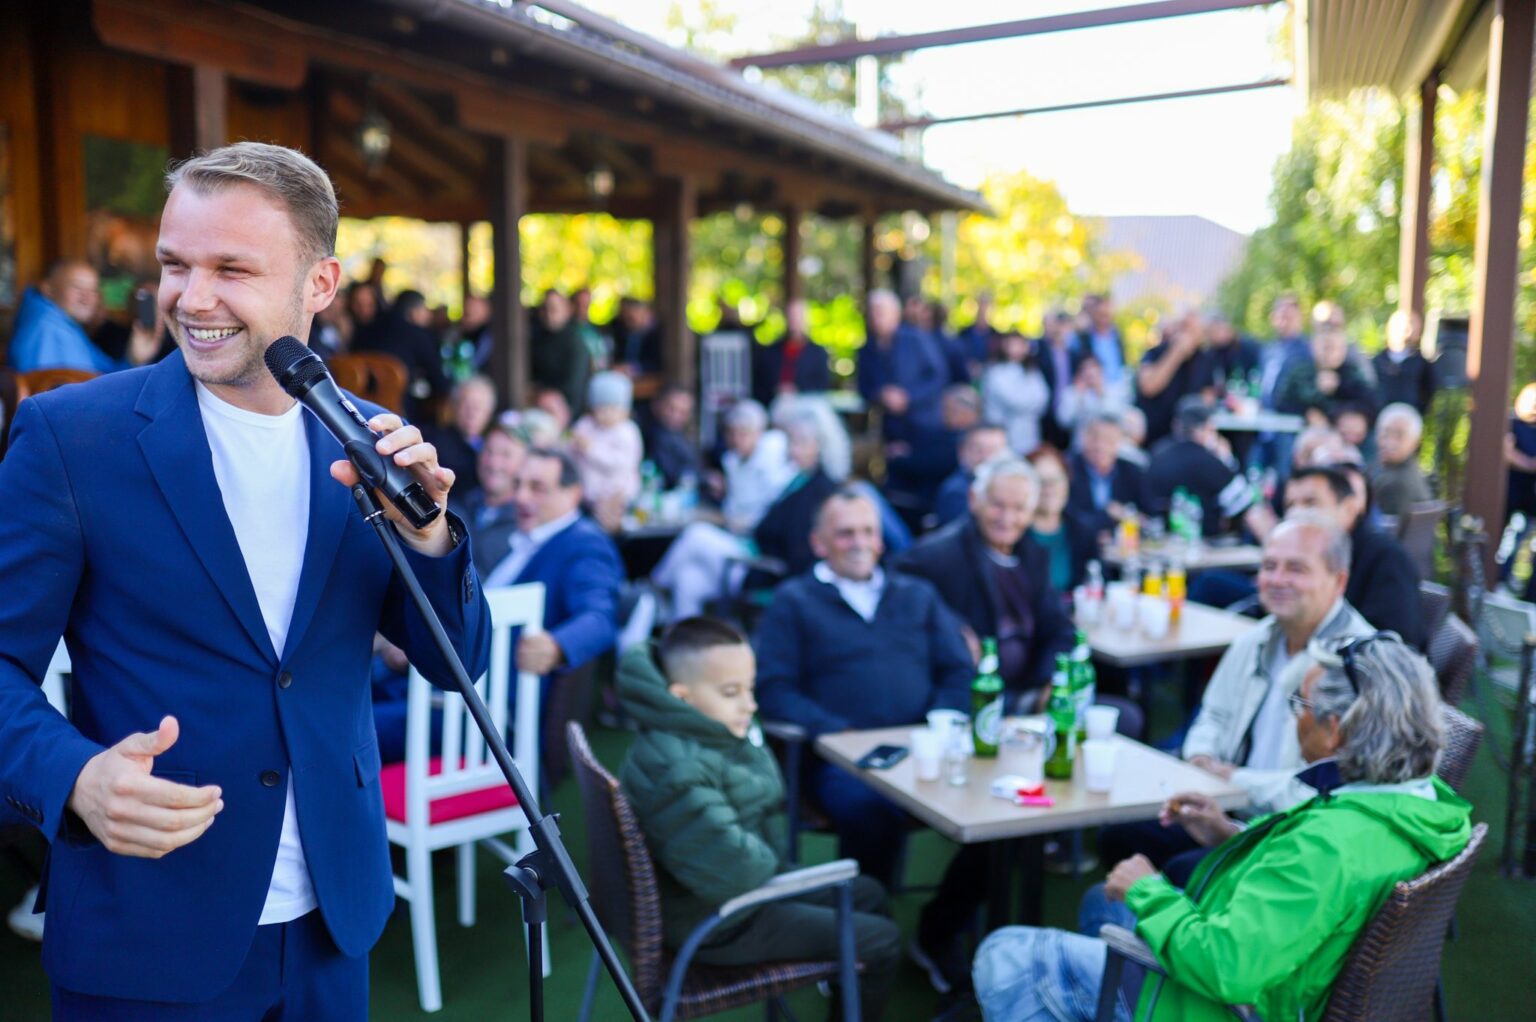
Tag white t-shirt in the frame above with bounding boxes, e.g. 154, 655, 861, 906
196, 382, 317, 926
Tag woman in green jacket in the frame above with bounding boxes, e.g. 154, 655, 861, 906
974, 632, 1472, 1022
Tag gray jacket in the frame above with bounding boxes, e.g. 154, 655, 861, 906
1183, 598, 1374, 812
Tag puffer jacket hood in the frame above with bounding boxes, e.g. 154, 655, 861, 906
615, 642, 745, 749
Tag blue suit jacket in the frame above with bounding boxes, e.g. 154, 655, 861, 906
856, 324, 949, 441
0, 351, 491, 1001
513, 515, 622, 672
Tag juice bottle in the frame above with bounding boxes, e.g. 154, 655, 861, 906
1165, 560, 1186, 623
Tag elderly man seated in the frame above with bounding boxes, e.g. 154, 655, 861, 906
975, 632, 1470, 1022
1100, 512, 1374, 872
754, 490, 972, 888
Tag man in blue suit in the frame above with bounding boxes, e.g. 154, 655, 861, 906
0, 142, 491, 1020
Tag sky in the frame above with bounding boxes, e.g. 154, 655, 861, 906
576, 0, 1300, 235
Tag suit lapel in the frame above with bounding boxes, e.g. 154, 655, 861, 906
281, 410, 351, 660
135, 354, 277, 665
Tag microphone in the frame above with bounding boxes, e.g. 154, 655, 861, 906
263, 336, 441, 530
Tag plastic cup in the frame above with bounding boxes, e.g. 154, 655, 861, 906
911, 727, 943, 782
927, 709, 967, 735
1082, 739, 1118, 793
1084, 704, 1120, 741
1108, 584, 1137, 630
1000, 719, 1051, 788
1140, 595, 1172, 640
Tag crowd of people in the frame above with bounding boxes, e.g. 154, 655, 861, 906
0, 142, 1486, 1022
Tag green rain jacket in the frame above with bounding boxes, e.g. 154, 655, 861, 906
1125, 777, 1472, 1022
615, 644, 787, 947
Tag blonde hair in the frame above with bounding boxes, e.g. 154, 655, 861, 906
166, 142, 338, 265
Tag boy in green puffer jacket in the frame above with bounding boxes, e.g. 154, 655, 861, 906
616, 617, 901, 1019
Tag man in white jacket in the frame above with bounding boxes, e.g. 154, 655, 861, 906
1101, 511, 1373, 869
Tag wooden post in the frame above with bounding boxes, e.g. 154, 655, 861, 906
652, 175, 697, 390
782, 204, 804, 312
1398, 73, 1436, 322
192, 65, 227, 151
860, 217, 877, 303
488, 136, 529, 407
459, 221, 473, 310
1465, 0, 1535, 570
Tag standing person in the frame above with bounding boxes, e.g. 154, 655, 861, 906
1036, 309, 1082, 451
1373, 309, 1436, 415
981, 332, 1052, 456
1274, 320, 1376, 428
1136, 311, 1216, 447
958, 291, 999, 380
530, 289, 590, 418
0, 142, 491, 1019
856, 289, 949, 446
1504, 383, 1536, 530
752, 298, 831, 407
1075, 293, 1128, 397
351, 288, 451, 421
1205, 314, 1261, 399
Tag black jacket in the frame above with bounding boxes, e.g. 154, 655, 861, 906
1348, 523, 1426, 650
1372, 351, 1436, 414
894, 519, 1075, 696
751, 335, 831, 406
753, 469, 839, 579
1144, 438, 1249, 536
1066, 452, 1146, 538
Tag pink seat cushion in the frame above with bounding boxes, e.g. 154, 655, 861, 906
380, 757, 519, 825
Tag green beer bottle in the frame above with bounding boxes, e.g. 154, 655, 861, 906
1070, 630, 1096, 742
1045, 654, 1076, 780
971, 637, 1004, 757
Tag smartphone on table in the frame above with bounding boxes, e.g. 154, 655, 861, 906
856, 744, 908, 770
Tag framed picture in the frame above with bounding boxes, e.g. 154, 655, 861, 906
83, 134, 168, 311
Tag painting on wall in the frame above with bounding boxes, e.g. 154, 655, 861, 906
0, 124, 15, 309
83, 134, 168, 311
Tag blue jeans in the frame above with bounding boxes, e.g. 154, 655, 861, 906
974, 926, 1139, 1022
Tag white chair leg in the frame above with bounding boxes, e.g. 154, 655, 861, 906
457, 842, 477, 928
406, 843, 444, 1013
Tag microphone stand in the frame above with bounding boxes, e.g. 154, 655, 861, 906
348, 480, 651, 1022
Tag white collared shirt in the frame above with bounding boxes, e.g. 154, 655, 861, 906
813, 562, 886, 623
484, 509, 580, 587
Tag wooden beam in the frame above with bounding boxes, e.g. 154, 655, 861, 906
489, 136, 530, 406
653, 176, 698, 390
1465, 0, 1535, 567
1398, 73, 1436, 322
782, 205, 804, 311
93, 0, 307, 89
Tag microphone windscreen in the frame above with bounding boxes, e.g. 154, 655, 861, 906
264, 337, 327, 394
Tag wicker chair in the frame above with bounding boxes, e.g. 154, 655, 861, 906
1418, 582, 1452, 640
329, 352, 410, 414
1436, 704, 1485, 794
1398, 500, 1448, 580
566, 722, 862, 1022
1427, 612, 1479, 706
1095, 824, 1488, 1022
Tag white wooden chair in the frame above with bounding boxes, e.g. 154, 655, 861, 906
381, 583, 548, 1012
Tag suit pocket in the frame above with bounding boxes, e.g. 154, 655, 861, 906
353, 736, 382, 788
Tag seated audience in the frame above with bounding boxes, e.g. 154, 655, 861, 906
884, 385, 983, 516
427, 375, 497, 497
934, 425, 1010, 528
1056, 354, 1127, 450
755, 491, 972, 888
1274, 318, 1374, 427
640, 384, 702, 491
352, 288, 450, 420
1117, 406, 1151, 468
754, 398, 853, 577
1374, 309, 1436, 414
615, 618, 900, 1019
1372, 403, 1433, 516
453, 421, 528, 576
1101, 513, 1374, 875
982, 331, 1052, 455
896, 458, 1076, 710
1136, 311, 1215, 446
482, 448, 622, 695
1285, 465, 1427, 650
752, 298, 831, 406
1144, 398, 1254, 536
532, 386, 573, 439
1027, 447, 1099, 595
612, 296, 664, 376
977, 632, 1469, 1022
9, 259, 153, 372
571, 371, 644, 527
1067, 413, 1147, 539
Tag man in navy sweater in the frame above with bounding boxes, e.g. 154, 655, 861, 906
754, 490, 972, 887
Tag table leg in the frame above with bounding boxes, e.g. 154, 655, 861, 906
986, 840, 1014, 932
1017, 835, 1044, 926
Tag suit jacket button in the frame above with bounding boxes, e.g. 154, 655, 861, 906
260, 770, 281, 788
278, 671, 293, 689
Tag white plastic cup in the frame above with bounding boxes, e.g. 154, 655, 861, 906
1000, 720, 1051, 788
1084, 704, 1121, 742
927, 708, 967, 735
1109, 584, 1138, 630
1140, 595, 1172, 640
1082, 739, 1118, 793
911, 727, 943, 782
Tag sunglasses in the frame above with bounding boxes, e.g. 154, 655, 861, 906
1293, 631, 1395, 717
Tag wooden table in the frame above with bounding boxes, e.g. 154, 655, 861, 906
817, 725, 1247, 924
1211, 410, 1304, 433
1076, 600, 1258, 668
1100, 540, 1263, 574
